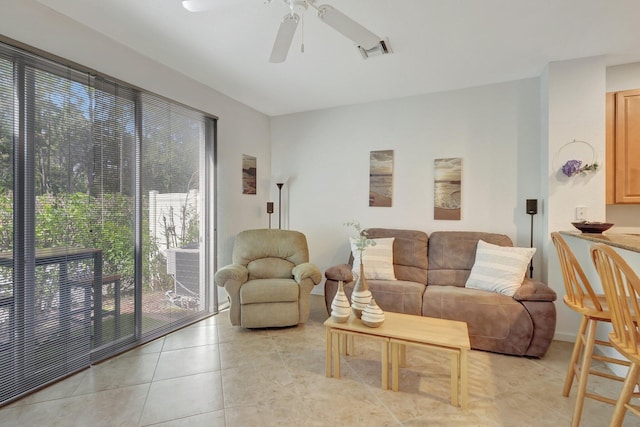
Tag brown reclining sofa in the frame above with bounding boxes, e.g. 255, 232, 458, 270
324, 228, 557, 357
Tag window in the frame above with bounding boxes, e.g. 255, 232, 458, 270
0, 40, 217, 406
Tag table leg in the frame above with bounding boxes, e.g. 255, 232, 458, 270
339, 334, 347, 355
347, 334, 354, 355
325, 326, 332, 378
333, 331, 341, 379
450, 351, 460, 407
460, 348, 469, 410
391, 342, 399, 391
381, 340, 389, 390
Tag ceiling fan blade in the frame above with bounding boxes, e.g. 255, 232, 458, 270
269, 13, 300, 63
316, 5, 380, 50
181, 0, 216, 12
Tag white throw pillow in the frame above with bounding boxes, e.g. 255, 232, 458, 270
465, 240, 535, 296
350, 237, 397, 281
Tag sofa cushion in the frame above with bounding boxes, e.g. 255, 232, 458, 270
240, 278, 299, 304
247, 258, 295, 280
343, 279, 425, 316
350, 237, 397, 280
427, 231, 513, 287
465, 240, 535, 296
363, 228, 428, 284
233, 228, 309, 267
423, 285, 534, 355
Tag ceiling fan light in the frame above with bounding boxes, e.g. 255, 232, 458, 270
358, 38, 391, 59
316, 4, 380, 50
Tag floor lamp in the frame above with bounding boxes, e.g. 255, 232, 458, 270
526, 199, 538, 278
276, 182, 284, 229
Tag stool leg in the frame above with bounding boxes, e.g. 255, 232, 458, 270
564, 315, 588, 397
609, 362, 640, 427
572, 317, 597, 427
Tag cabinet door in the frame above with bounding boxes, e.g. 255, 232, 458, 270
606, 92, 615, 204
615, 89, 640, 203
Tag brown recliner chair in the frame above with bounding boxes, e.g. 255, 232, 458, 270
215, 229, 322, 328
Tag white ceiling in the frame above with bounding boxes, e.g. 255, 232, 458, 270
36, 0, 640, 116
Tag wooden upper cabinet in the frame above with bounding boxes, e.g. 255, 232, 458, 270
607, 89, 640, 204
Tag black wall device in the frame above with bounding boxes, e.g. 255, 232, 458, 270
266, 202, 274, 214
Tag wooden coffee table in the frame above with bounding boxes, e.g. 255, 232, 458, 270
324, 312, 470, 409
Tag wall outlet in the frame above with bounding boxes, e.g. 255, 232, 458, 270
575, 206, 587, 221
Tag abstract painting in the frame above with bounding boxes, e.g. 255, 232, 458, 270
369, 150, 393, 207
242, 154, 256, 195
434, 157, 461, 220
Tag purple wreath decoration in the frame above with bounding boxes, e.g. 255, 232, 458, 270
561, 159, 598, 177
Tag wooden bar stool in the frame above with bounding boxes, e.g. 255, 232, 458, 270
551, 233, 628, 427
591, 243, 640, 427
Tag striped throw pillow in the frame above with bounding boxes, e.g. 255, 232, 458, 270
465, 239, 535, 296
350, 237, 397, 281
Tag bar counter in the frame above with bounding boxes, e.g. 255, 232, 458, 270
559, 231, 640, 254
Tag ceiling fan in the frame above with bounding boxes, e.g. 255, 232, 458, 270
181, 0, 384, 63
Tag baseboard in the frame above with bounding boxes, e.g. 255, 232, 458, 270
553, 331, 576, 343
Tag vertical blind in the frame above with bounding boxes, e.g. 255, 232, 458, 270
0, 40, 216, 406
0, 53, 15, 405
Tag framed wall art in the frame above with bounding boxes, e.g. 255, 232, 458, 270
369, 150, 393, 207
242, 154, 257, 195
434, 157, 461, 220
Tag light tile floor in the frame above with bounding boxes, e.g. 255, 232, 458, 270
2, 295, 638, 426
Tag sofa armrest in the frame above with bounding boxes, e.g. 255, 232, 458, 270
293, 262, 322, 285
513, 279, 557, 302
324, 264, 354, 282
214, 264, 248, 290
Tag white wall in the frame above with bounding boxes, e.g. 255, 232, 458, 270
605, 62, 640, 232
1, 1, 272, 270
271, 78, 542, 288
543, 56, 607, 341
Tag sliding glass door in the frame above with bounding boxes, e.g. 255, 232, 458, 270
0, 41, 216, 405
139, 95, 209, 337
